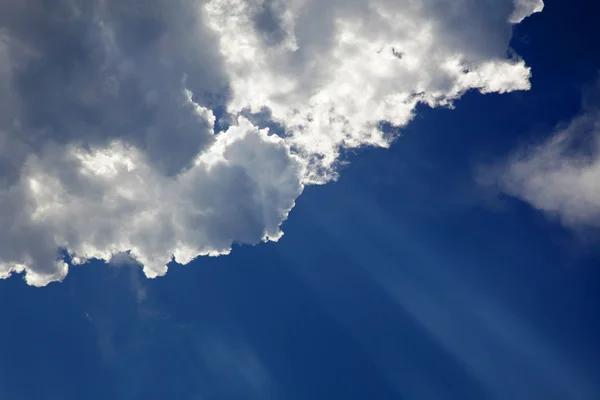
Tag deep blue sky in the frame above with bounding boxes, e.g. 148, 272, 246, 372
2, 1, 600, 399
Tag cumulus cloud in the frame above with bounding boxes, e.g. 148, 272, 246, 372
0, 0, 541, 285
485, 105, 600, 229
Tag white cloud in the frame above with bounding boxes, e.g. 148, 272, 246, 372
510, 0, 544, 24
486, 108, 600, 228
207, 0, 536, 182
0, 0, 542, 285
2, 114, 303, 286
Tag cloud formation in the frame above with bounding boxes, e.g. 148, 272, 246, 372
0, 0, 541, 285
488, 106, 600, 229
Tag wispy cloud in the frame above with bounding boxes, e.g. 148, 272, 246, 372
482, 80, 600, 229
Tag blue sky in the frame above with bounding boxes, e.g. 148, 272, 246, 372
1, 0, 600, 399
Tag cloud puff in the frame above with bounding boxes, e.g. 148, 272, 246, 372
2, 114, 303, 286
510, 0, 544, 23
0, 0, 541, 285
486, 107, 600, 229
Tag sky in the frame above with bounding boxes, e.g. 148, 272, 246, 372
1, 0, 600, 399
